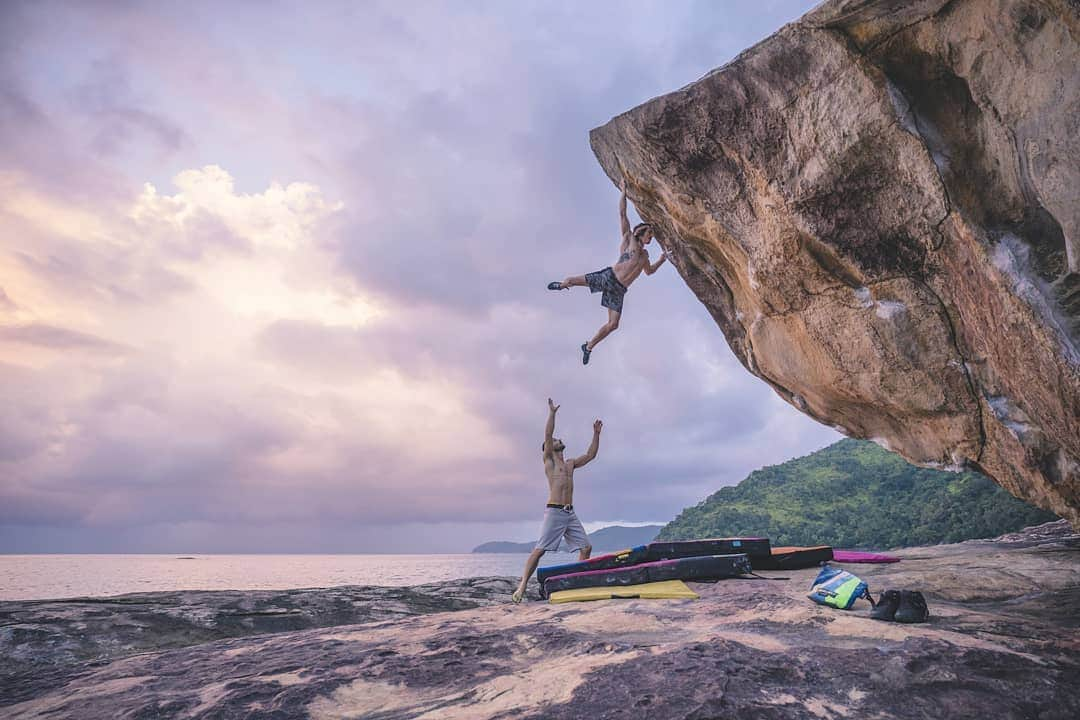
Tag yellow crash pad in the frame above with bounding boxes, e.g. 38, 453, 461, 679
548, 579, 700, 604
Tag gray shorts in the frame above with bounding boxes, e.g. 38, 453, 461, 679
585, 267, 626, 314
535, 506, 590, 552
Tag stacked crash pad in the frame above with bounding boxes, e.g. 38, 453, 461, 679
535, 538, 901, 602
543, 554, 754, 595
537, 538, 769, 600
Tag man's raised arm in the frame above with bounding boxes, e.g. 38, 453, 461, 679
543, 398, 559, 458
573, 419, 603, 468
618, 178, 631, 239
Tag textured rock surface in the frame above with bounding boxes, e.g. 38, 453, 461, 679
590, 0, 1080, 525
2, 522, 1078, 719
0, 577, 519, 707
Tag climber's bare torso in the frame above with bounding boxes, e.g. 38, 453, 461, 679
544, 454, 576, 506
613, 232, 650, 288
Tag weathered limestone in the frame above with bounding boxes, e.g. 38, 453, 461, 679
590, 0, 1080, 524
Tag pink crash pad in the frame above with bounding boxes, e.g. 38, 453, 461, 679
832, 549, 900, 563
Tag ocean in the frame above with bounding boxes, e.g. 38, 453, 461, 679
0, 552, 583, 601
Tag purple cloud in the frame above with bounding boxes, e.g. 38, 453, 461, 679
0, 323, 128, 353
71, 57, 190, 158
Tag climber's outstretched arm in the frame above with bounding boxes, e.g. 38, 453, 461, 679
644, 252, 668, 275
618, 178, 631, 241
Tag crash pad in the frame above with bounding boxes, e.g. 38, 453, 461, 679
752, 546, 834, 570
537, 538, 770, 593
832, 549, 900, 563
548, 579, 700, 604
543, 553, 751, 596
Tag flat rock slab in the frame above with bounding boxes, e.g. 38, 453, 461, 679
0, 577, 519, 706
3, 522, 1078, 719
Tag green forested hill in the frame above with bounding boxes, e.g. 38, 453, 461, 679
659, 439, 1058, 548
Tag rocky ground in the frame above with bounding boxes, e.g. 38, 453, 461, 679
2, 521, 1078, 719
0, 577, 515, 706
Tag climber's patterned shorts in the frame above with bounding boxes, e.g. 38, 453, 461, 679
585, 266, 627, 313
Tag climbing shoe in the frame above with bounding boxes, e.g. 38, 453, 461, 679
547, 281, 563, 290
894, 590, 930, 623
581, 342, 591, 365
870, 589, 901, 621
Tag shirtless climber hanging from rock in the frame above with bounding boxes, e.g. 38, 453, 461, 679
548, 178, 668, 364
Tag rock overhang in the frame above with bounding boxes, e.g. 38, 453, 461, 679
590, 0, 1080, 525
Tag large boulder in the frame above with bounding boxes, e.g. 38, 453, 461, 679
590, 0, 1080, 525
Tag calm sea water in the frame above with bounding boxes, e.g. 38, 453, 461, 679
0, 553, 582, 601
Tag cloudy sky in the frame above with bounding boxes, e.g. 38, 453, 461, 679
0, 0, 838, 553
